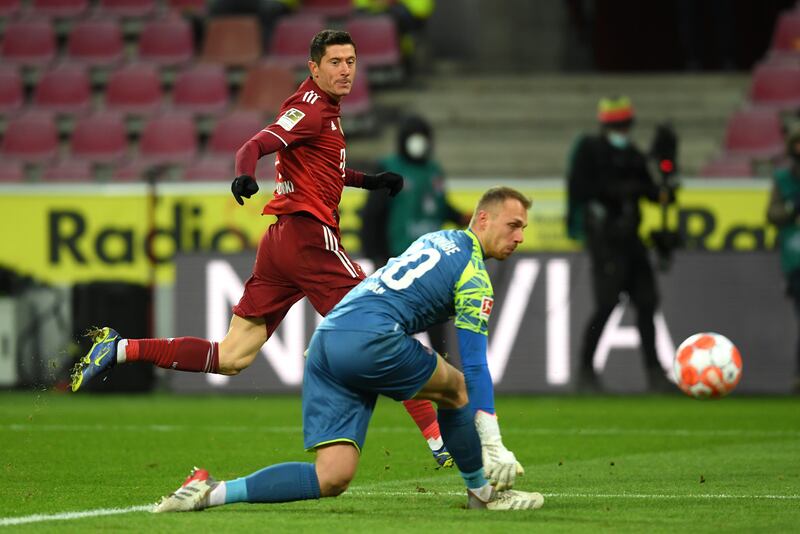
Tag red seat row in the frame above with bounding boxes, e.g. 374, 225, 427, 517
0, 12, 402, 71
0, 15, 194, 67
0, 62, 230, 116
0, 0, 206, 19
0, 110, 266, 166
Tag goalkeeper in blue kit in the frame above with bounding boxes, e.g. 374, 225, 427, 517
154, 186, 544, 511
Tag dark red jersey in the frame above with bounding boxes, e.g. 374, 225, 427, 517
237, 77, 364, 228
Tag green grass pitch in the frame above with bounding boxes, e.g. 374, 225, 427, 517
1, 391, 798, 532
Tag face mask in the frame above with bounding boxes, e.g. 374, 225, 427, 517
405, 133, 429, 160
607, 131, 629, 149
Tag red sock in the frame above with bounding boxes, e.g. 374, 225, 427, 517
402, 399, 441, 440
125, 338, 219, 373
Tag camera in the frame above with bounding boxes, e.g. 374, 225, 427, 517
648, 122, 682, 271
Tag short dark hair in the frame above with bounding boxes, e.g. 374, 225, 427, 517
309, 29, 356, 64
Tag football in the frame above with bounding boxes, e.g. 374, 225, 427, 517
673, 332, 742, 398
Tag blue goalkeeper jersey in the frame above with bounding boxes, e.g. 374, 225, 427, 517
319, 229, 493, 337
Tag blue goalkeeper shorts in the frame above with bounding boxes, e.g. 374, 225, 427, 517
302, 327, 439, 452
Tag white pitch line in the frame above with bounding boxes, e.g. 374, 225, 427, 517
3, 491, 799, 526
0, 505, 152, 527
3, 424, 799, 438
346, 491, 800, 500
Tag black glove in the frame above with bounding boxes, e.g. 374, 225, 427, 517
363, 172, 404, 197
231, 175, 259, 205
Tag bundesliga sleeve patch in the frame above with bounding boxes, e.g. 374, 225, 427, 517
479, 296, 494, 320
276, 108, 305, 131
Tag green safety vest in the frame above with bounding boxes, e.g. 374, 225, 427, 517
380, 154, 450, 257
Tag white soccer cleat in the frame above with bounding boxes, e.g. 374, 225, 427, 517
153, 467, 217, 513
467, 488, 545, 510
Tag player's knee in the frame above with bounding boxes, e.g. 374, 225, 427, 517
316, 464, 355, 497
318, 473, 353, 497
315, 443, 358, 497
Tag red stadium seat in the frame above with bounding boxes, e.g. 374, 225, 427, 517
1, 112, 59, 162
698, 155, 754, 178
31, 0, 88, 18
207, 111, 264, 157
111, 160, 147, 182
770, 10, 800, 57
723, 108, 785, 158
166, 0, 206, 14
66, 18, 124, 67
268, 15, 325, 68
0, 160, 25, 182
0, 19, 56, 67
0, 0, 21, 17
237, 62, 296, 113
139, 113, 197, 164
138, 17, 194, 67
71, 113, 128, 163
33, 64, 92, 115
298, 0, 353, 18
105, 63, 163, 115
201, 16, 262, 67
0, 65, 24, 117
345, 15, 401, 69
97, 0, 156, 18
749, 62, 800, 109
41, 159, 93, 182
184, 156, 234, 181
172, 64, 229, 116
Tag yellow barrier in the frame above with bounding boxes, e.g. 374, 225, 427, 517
0, 180, 776, 284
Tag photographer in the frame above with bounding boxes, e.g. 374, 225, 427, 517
567, 96, 675, 392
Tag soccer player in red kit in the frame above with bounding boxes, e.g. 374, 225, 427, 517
71, 29, 452, 467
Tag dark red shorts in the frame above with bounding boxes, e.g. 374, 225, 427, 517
232, 213, 366, 336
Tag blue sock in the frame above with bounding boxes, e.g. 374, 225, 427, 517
437, 406, 487, 488
224, 462, 321, 504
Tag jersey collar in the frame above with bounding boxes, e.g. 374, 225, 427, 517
465, 228, 485, 261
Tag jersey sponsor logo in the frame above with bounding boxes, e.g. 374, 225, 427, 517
276, 108, 305, 131
302, 90, 320, 104
480, 296, 494, 319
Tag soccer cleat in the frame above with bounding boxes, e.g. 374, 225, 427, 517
70, 327, 120, 392
432, 445, 454, 468
467, 488, 545, 510
153, 467, 218, 513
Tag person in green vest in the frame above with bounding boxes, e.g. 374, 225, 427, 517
766, 128, 800, 392
359, 114, 469, 351
361, 114, 468, 265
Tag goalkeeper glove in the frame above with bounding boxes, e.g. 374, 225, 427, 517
231, 175, 259, 205
362, 172, 404, 197
475, 410, 525, 491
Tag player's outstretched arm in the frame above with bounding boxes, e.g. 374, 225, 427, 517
456, 327, 525, 491
230, 130, 286, 205
343, 169, 403, 197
